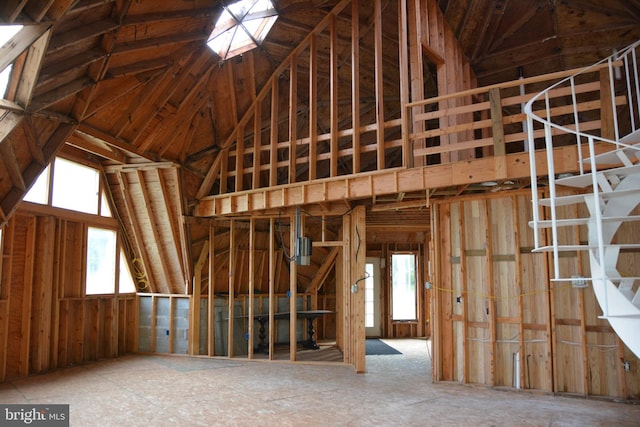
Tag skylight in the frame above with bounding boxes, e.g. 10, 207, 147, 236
207, 0, 278, 60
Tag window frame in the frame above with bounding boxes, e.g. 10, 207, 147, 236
19, 155, 137, 296
390, 251, 418, 321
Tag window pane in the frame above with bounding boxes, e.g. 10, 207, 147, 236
119, 250, 136, 293
391, 254, 417, 320
365, 263, 374, 327
100, 191, 112, 217
23, 165, 50, 204
52, 158, 99, 214
0, 25, 22, 98
86, 227, 116, 294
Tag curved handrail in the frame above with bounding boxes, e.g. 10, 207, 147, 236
524, 39, 640, 147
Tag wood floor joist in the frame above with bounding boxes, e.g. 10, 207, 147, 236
194, 143, 610, 217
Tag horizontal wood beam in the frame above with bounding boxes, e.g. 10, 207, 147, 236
194, 143, 612, 217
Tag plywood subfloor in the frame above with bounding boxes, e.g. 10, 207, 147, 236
1, 339, 638, 426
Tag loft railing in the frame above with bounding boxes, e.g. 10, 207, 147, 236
405, 63, 626, 168
524, 40, 640, 276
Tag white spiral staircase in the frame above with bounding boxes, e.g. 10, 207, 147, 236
525, 40, 640, 359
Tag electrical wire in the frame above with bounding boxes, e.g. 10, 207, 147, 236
425, 282, 578, 301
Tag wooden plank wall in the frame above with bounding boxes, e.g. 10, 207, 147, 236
431, 190, 640, 399
421, 0, 477, 163
0, 211, 137, 381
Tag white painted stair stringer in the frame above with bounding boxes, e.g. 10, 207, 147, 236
524, 39, 640, 358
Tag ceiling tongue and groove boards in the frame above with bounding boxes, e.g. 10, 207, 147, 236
104, 162, 191, 295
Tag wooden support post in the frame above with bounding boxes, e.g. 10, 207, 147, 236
352, 206, 366, 372
485, 200, 497, 387
269, 218, 275, 359
489, 88, 506, 157
459, 203, 469, 384
408, 0, 425, 167
18, 216, 36, 376
330, 14, 339, 177
341, 213, 351, 363
208, 227, 215, 356
228, 220, 235, 357
248, 218, 255, 359
253, 102, 261, 190
542, 191, 558, 393
308, 38, 317, 180
235, 126, 244, 192
270, 80, 279, 187
574, 203, 589, 396
600, 67, 615, 141
290, 55, 299, 182
398, 0, 410, 168
150, 295, 157, 353
168, 297, 175, 354
513, 196, 526, 389
289, 214, 297, 361
190, 240, 208, 355
374, 0, 385, 170
351, 0, 360, 174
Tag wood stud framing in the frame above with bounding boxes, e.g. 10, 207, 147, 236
432, 190, 640, 398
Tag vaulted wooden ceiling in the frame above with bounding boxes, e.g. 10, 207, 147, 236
439, 0, 640, 85
1, 0, 639, 293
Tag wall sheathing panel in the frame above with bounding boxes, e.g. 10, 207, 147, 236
432, 190, 640, 400
0, 212, 137, 381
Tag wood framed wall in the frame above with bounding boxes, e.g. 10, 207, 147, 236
431, 189, 640, 399
0, 209, 137, 381
188, 207, 365, 372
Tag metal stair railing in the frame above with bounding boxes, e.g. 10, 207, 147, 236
524, 39, 640, 272
524, 40, 640, 358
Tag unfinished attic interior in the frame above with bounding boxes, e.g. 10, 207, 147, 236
0, 0, 640, 407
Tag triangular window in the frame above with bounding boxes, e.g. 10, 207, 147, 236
0, 25, 23, 99
207, 0, 278, 60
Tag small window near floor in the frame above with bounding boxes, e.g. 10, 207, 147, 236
391, 253, 417, 320
86, 227, 117, 295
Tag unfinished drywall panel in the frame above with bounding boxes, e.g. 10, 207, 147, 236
155, 297, 170, 353
432, 190, 640, 400
137, 295, 192, 355
138, 295, 152, 352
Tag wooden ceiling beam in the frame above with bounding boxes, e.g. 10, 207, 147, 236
565, 0, 639, 21
111, 31, 208, 56
36, 48, 105, 88
470, 0, 507, 62
65, 131, 128, 163
486, 0, 547, 54
1, 0, 28, 23
23, 0, 55, 23
122, 7, 218, 26
0, 110, 23, 145
0, 24, 51, 75
76, 123, 150, 160
48, 19, 119, 54
0, 137, 26, 192
22, 115, 45, 165
30, 76, 95, 111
